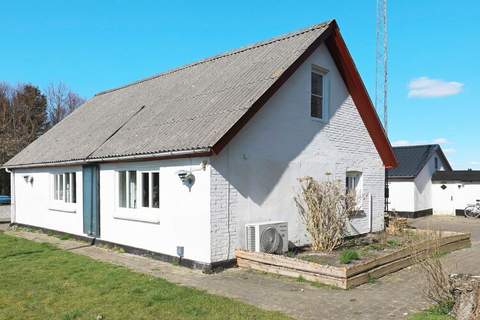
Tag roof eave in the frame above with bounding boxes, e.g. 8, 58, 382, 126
325, 22, 397, 168
2, 148, 213, 169
211, 20, 398, 169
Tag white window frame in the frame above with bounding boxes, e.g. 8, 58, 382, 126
346, 171, 363, 211
117, 170, 137, 209
114, 168, 160, 224
50, 171, 77, 213
139, 170, 160, 209
310, 66, 330, 122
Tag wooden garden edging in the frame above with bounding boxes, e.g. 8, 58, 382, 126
236, 229, 471, 289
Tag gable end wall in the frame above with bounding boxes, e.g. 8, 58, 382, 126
210, 43, 385, 262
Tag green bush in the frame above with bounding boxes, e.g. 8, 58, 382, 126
339, 249, 360, 264
386, 239, 399, 247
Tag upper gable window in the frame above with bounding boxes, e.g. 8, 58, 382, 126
311, 67, 329, 120
434, 157, 439, 170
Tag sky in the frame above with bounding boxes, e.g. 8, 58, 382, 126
1, 0, 479, 169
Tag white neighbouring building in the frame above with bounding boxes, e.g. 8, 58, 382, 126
431, 170, 480, 216
387, 144, 452, 218
3, 20, 396, 270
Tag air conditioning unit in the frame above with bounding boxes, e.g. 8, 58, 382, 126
245, 221, 288, 254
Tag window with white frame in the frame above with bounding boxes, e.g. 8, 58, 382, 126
311, 67, 329, 120
118, 170, 137, 208
346, 171, 363, 210
53, 172, 76, 203
141, 171, 160, 208
118, 170, 160, 209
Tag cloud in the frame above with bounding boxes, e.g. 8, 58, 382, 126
391, 138, 449, 147
443, 148, 456, 154
432, 138, 448, 145
408, 77, 463, 98
470, 161, 480, 165
391, 140, 411, 147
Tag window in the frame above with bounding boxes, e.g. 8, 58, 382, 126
311, 68, 329, 120
118, 170, 159, 209
129, 171, 136, 208
346, 171, 363, 212
434, 157, 439, 170
53, 172, 76, 203
346, 171, 362, 195
118, 170, 137, 208
141, 171, 160, 209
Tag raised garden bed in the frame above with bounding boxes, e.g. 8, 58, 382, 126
236, 229, 471, 289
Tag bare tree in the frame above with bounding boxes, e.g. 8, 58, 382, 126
47, 82, 85, 126
0, 83, 48, 194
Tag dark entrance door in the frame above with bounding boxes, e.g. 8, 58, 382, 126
83, 165, 100, 237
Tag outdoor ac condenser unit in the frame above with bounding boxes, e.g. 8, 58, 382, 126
245, 221, 288, 254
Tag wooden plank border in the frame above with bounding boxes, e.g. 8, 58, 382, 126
235, 229, 471, 289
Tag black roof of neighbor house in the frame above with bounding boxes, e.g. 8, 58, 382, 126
432, 170, 480, 182
388, 144, 452, 179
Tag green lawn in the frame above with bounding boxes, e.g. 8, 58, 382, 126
0, 233, 290, 320
408, 306, 454, 320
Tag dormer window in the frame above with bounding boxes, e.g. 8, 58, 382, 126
311, 67, 329, 120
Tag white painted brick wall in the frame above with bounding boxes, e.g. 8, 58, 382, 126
210, 165, 238, 262
323, 97, 385, 234
209, 43, 386, 262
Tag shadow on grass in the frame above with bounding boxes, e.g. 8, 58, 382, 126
0, 248, 54, 259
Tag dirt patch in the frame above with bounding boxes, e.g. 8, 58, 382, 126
293, 230, 424, 267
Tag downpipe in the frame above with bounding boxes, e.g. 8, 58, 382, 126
4, 167, 15, 224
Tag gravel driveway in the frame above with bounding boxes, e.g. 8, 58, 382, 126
0, 205, 10, 222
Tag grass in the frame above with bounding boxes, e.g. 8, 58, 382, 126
339, 249, 360, 264
0, 233, 291, 320
408, 303, 454, 320
386, 239, 399, 248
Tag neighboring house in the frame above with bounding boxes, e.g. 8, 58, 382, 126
387, 144, 452, 218
432, 170, 480, 216
3, 20, 396, 269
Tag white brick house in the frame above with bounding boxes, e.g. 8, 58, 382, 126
4, 20, 396, 269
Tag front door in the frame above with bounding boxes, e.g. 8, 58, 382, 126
83, 165, 100, 237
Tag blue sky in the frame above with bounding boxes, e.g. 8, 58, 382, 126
2, 0, 479, 168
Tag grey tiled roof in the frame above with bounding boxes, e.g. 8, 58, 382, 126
5, 21, 331, 167
388, 144, 452, 178
432, 170, 480, 182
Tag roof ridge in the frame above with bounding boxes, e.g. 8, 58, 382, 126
95, 20, 332, 96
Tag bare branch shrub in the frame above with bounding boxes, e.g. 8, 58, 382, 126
414, 231, 454, 308
294, 176, 357, 252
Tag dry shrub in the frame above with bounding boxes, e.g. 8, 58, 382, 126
414, 231, 454, 308
294, 176, 357, 252
386, 211, 408, 235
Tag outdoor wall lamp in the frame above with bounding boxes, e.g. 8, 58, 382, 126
23, 175, 33, 184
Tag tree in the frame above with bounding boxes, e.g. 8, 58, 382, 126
47, 82, 85, 127
0, 81, 84, 195
0, 83, 48, 194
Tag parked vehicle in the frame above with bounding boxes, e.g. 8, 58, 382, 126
0, 195, 11, 205
464, 200, 480, 218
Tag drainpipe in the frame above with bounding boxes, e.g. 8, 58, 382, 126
4, 168, 15, 224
